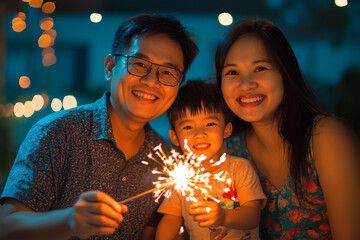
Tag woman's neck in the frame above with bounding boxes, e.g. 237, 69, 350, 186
250, 121, 285, 153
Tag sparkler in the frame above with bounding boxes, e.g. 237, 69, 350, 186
119, 140, 228, 204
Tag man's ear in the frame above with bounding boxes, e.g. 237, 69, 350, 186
223, 122, 233, 139
169, 129, 180, 146
104, 54, 115, 82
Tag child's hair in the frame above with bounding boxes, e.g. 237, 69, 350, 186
167, 80, 232, 129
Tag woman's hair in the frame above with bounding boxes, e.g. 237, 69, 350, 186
215, 19, 328, 198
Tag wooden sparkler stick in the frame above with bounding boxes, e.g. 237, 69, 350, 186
118, 182, 173, 204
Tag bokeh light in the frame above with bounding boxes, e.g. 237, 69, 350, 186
24, 101, 35, 118
0, 103, 14, 118
14, 102, 25, 117
42, 47, 55, 56
42, 93, 50, 107
42, 52, 56, 66
42, 2, 56, 14
51, 98, 62, 112
12, 20, 26, 32
29, 0, 44, 8
335, 0, 348, 7
17, 12, 26, 20
218, 12, 233, 26
19, 76, 31, 88
40, 17, 54, 30
32, 94, 45, 111
63, 95, 77, 110
90, 13, 102, 23
38, 34, 52, 48
12, 17, 23, 25
43, 29, 57, 39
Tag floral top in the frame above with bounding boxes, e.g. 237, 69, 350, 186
226, 116, 332, 240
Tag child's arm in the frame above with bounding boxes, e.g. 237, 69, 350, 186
189, 199, 262, 230
155, 214, 183, 240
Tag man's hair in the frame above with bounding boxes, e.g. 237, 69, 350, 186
167, 80, 232, 129
111, 13, 198, 73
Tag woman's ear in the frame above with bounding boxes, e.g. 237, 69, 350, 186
223, 122, 233, 139
169, 129, 180, 146
104, 54, 115, 82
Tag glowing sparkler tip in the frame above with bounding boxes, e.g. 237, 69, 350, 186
120, 144, 229, 205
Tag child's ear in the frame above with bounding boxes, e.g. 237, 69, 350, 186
169, 129, 180, 146
223, 122, 233, 139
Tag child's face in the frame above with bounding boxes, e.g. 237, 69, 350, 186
169, 109, 232, 161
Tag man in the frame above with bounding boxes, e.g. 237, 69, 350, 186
0, 14, 198, 240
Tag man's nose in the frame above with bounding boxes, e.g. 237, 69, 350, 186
140, 66, 161, 87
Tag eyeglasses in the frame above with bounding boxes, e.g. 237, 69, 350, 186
113, 54, 184, 87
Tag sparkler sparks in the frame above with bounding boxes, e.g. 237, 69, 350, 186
119, 140, 229, 204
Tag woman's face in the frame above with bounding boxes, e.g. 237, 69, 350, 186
221, 34, 284, 125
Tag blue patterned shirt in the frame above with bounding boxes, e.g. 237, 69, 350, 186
1, 92, 173, 239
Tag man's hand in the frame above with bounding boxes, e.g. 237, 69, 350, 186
69, 191, 128, 239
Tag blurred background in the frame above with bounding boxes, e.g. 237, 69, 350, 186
1, 0, 360, 192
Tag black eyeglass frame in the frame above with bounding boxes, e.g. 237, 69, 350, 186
113, 54, 185, 87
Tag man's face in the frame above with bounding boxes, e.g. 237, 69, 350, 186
105, 33, 184, 124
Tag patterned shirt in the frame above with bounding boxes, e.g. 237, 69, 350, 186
1, 92, 172, 240
225, 116, 331, 240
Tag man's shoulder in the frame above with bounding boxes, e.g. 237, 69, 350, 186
26, 96, 108, 142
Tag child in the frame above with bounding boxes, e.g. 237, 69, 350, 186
156, 80, 267, 240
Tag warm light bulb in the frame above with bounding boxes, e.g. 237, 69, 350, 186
32, 94, 44, 111
19, 76, 31, 88
14, 102, 25, 117
63, 95, 77, 110
335, 0, 348, 7
90, 13, 102, 23
24, 101, 34, 118
42, 2, 56, 13
218, 12, 233, 26
51, 98, 62, 112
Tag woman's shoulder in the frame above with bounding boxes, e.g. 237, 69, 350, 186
313, 116, 357, 141
312, 116, 360, 168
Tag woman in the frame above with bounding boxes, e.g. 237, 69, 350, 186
216, 19, 360, 239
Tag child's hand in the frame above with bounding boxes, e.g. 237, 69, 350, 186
189, 200, 225, 228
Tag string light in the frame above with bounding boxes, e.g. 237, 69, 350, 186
335, 0, 348, 7
218, 12, 233, 26
90, 13, 102, 23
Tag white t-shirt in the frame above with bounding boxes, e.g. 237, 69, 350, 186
158, 155, 267, 240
